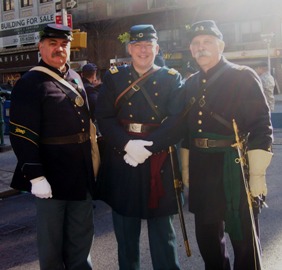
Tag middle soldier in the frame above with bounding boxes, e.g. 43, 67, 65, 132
95, 24, 184, 269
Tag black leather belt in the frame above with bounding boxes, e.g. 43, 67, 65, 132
40, 132, 90, 145
193, 138, 233, 148
123, 123, 158, 134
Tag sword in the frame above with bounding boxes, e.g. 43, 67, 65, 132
169, 145, 191, 257
232, 119, 264, 270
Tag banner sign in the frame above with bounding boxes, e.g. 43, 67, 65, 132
0, 14, 55, 47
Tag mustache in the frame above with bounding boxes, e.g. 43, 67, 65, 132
52, 51, 67, 58
194, 50, 212, 58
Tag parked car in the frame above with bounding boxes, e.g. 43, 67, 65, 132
0, 86, 12, 102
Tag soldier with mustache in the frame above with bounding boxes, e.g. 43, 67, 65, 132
9, 24, 95, 269
181, 20, 273, 269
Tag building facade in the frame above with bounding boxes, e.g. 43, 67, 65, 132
1, 0, 282, 92
0, 0, 57, 86
70, 0, 282, 91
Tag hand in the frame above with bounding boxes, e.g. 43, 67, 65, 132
124, 140, 153, 164
249, 175, 267, 197
180, 148, 189, 188
247, 149, 273, 197
123, 153, 138, 167
30, 177, 53, 199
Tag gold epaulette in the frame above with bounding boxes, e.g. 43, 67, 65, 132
109, 66, 119, 74
168, 68, 178, 75
234, 64, 248, 71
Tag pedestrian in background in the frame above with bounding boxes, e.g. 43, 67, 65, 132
95, 24, 184, 269
82, 63, 100, 120
9, 24, 95, 269
254, 61, 276, 111
181, 20, 273, 269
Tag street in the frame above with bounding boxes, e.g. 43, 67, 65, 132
1, 130, 282, 269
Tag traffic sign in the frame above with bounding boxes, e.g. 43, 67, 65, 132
55, 0, 78, 12
55, 14, 73, 28
66, 0, 77, 9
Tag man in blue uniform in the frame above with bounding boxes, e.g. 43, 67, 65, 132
181, 20, 273, 269
95, 24, 184, 269
9, 24, 95, 269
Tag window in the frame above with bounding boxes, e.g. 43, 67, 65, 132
3, 0, 15, 11
220, 23, 236, 46
21, 0, 33, 7
241, 21, 261, 43
158, 29, 180, 42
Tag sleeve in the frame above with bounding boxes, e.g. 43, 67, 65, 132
9, 75, 45, 180
239, 68, 273, 151
95, 71, 131, 151
145, 70, 187, 152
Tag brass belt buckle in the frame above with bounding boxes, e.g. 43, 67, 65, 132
195, 138, 209, 148
78, 133, 84, 143
129, 123, 142, 133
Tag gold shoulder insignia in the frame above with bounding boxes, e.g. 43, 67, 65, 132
234, 65, 247, 71
109, 66, 119, 74
168, 68, 177, 75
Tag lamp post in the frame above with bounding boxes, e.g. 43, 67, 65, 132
261, 32, 275, 72
61, 0, 68, 26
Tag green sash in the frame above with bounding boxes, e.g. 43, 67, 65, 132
191, 132, 243, 240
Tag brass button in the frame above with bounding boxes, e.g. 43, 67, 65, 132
198, 111, 203, 116
198, 120, 202, 124
198, 129, 202, 132
129, 114, 133, 118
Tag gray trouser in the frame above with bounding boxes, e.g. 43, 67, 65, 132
35, 194, 94, 270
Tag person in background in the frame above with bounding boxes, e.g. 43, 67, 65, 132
181, 20, 273, 270
9, 24, 95, 269
82, 63, 100, 120
254, 61, 276, 111
154, 49, 166, 67
95, 24, 184, 270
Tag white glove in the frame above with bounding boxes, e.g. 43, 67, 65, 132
124, 140, 153, 164
247, 149, 273, 197
180, 148, 189, 187
30, 176, 53, 199
124, 153, 138, 167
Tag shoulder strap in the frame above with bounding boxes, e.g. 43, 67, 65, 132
30, 66, 87, 108
114, 67, 160, 108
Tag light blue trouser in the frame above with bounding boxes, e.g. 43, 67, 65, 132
35, 194, 94, 270
112, 211, 180, 270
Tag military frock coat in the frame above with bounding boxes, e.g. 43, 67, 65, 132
182, 57, 273, 221
95, 65, 185, 218
9, 60, 95, 200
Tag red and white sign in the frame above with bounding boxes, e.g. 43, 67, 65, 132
55, 14, 72, 28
